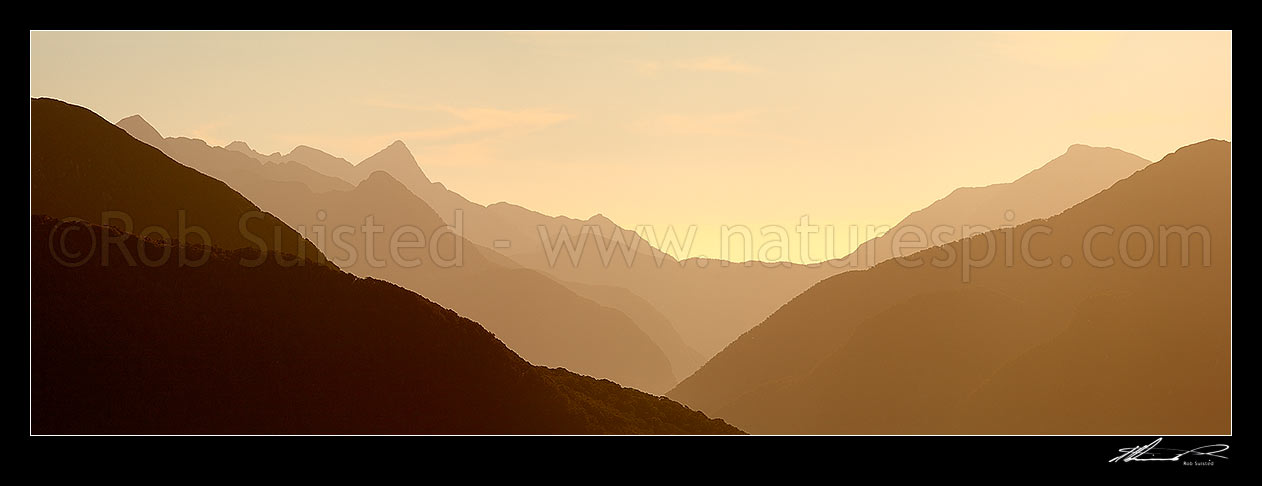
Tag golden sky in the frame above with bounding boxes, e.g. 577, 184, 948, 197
30, 31, 1231, 263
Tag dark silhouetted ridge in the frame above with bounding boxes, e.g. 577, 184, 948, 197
30, 215, 741, 435
32, 98, 333, 269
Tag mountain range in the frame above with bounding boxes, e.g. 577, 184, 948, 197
668, 140, 1230, 434
118, 110, 1166, 385
33, 99, 331, 269
115, 109, 679, 394
210, 128, 839, 368
30, 97, 1230, 435
31, 97, 743, 433
827, 144, 1152, 268
31, 215, 740, 434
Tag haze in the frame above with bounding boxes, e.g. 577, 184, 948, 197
29, 30, 1231, 262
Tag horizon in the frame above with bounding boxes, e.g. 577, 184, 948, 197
60, 107, 1237, 266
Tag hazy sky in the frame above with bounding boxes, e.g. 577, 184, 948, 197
30, 31, 1231, 263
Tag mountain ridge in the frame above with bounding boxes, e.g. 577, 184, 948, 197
31, 215, 741, 434
32, 97, 334, 269
668, 139, 1230, 434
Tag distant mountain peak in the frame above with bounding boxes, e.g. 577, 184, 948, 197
380, 140, 415, 161
115, 114, 163, 147
287, 144, 339, 160
358, 140, 430, 185
224, 141, 253, 152
365, 140, 414, 161
1011, 144, 1151, 185
116, 114, 153, 129
1063, 143, 1129, 156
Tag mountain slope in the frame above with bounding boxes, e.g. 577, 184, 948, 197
144, 127, 681, 393
228, 136, 837, 367
204, 168, 678, 394
226, 140, 361, 184
116, 114, 163, 146
233, 139, 517, 242
562, 280, 706, 379
31, 98, 330, 268
354, 143, 1150, 365
31, 215, 740, 434
118, 117, 354, 194
669, 140, 1230, 434
829, 144, 1151, 269
217, 130, 1152, 378
482, 201, 839, 362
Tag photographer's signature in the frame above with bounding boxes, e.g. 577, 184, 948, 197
1110, 438, 1229, 464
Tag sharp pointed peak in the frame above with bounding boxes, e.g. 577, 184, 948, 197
378, 140, 415, 159
363, 140, 416, 161
116, 113, 151, 126
115, 114, 163, 146
358, 139, 429, 184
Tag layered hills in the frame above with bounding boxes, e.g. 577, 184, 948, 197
113, 111, 677, 394
669, 140, 1230, 434
32, 98, 331, 268
31, 215, 740, 434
